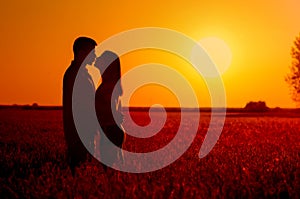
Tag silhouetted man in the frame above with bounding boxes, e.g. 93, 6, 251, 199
63, 37, 97, 175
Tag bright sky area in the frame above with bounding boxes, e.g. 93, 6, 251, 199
0, 0, 300, 107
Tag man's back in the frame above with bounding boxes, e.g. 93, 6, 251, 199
63, 62, 98, 173
63, 62, 87, 173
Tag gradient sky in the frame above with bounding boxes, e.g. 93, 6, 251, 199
1, 0, 300, 107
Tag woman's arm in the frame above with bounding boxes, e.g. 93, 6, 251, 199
115, 97, 124, 124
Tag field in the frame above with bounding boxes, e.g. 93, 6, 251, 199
0, 109, 299, 198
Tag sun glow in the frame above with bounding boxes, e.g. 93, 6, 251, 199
194, 37, 233, 76
0, 1, 298, 107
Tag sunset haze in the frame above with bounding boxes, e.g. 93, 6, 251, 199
1, 0, 300, 107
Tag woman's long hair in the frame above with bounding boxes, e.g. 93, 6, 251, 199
96, 51, 123, 97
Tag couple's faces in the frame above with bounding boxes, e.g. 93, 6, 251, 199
94, 56, 102, 69
85, 48, 96, 65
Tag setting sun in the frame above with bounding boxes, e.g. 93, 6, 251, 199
198, 37, 232, 75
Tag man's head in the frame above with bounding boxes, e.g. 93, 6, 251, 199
73, 37, 97, 65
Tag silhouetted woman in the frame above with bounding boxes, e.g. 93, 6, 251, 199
95, 51, 125, 170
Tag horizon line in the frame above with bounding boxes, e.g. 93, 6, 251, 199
0, 104, 298, 110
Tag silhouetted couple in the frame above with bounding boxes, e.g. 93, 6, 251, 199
63, 37, 125, 175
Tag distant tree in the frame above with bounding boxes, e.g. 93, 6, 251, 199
244, 101, 269, 112
32, 103, 39, 107
286, 33, 300, 105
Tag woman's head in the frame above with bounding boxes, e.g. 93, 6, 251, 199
95, 51, 123, 95
95, 51, 120, 81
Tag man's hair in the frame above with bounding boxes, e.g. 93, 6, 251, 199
73, 37, 97, 57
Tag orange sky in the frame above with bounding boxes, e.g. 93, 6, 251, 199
1, 0, 300, 107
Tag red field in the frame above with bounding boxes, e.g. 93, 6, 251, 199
0, 109, 299, 198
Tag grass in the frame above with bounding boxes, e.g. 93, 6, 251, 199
0, 109, 299, 198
